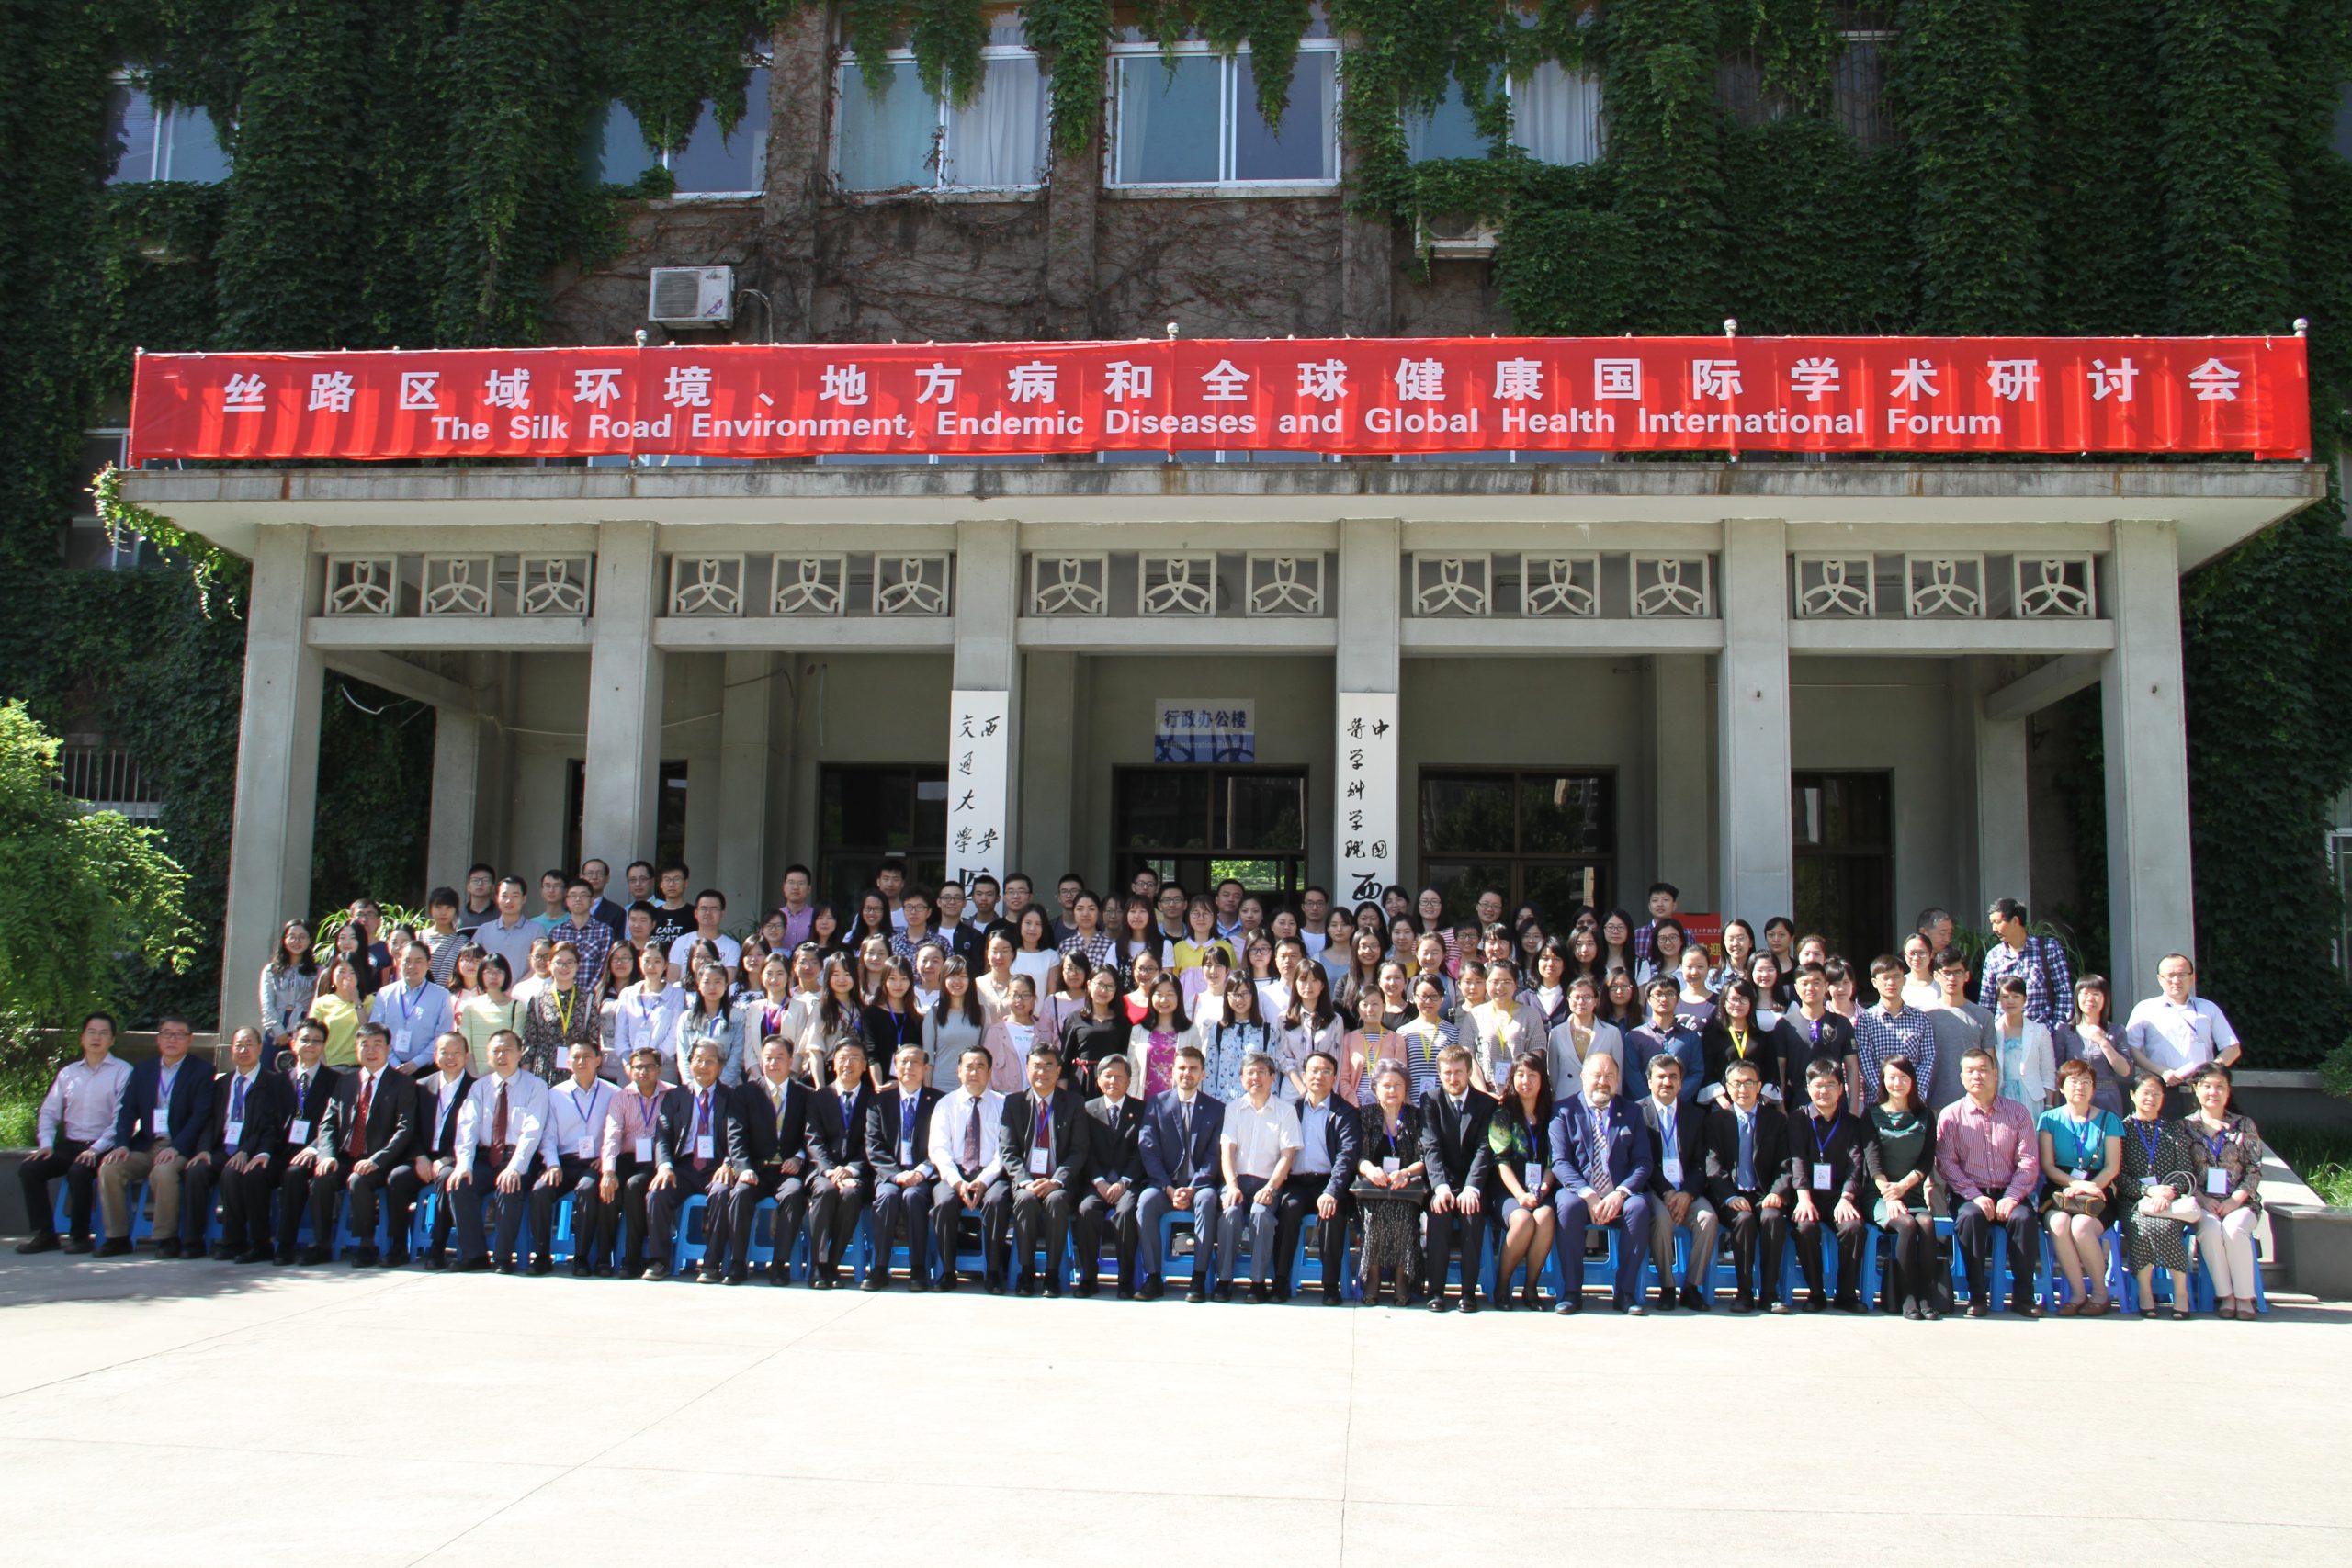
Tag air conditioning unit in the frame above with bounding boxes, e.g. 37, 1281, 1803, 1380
647, 265, 735, 327
1416, 211, 1501, 259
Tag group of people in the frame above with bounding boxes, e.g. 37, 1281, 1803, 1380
16, 866, 2266, 1319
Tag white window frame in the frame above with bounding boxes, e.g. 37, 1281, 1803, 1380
831, 41, 1049, 194
1105, 37, 1342, 193
597, 56, 772, 201
105, 70, 229, 185
1402, 64, 1602, 166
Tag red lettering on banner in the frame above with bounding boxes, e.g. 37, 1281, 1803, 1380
126, 336, 2311, 464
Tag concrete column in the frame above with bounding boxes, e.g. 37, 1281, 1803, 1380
714, 651, 775, 918
1971, 658, 2032, 914
1651, 654, 1713, 908
1716, 519, 1792, 926
581, 521, 664, 873
953, 518, 1022, 870
1335, 518, 1401, 895
425, 707, 483, 897
1021, 652, 1081, 884
2102, 519, 2196, 1002
218, 524, 323, 1032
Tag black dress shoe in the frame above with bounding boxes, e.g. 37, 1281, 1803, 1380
300, 1247, 332, 1266
95, 1238, 132, 1258
933, 1273, 958, 1293
1680, 1285, 1706, 1310
1137, 1279, 1164, 1301
985, 1277, 1007, 1296
1320, 1288, 1341, 1306
1213, 1281, 1235, 1303
642, 1265, 672, 1281
156, 1238, 182, 1259
1649, 1292, 1674, 1314
235, 1248, 272, 1265
1248, 1283, 1271, 1304
860, 1274, 886, 1292
1803, 1294, 1827, 1314
1427, 1295, 1453, 1313
1118, 1285, 1136, 1301
2011, 1300, 2041, 1319
910, 1278, 931, 1294
1019, 1278, 1045, 1297
1185, 1284, 1207, 1303
353, 1247, 379, 1267
1964, 1302, 1990, 1319
62, 1236, 94, 1255
1833, 1292, 1864, 1314
1902, 1300, 1925, 1321
812, 1272, 836, 1291
183, 1243, 208, 1260
1729, 1294, 1754, 1314
453, 1257, 492, 1273
695, 1269, 722, 1285
269, 1250, 292, 1267
15, 1233, 60, 1255
765, 1266, 789, 1287
1458, 1293, 1480, 1314
571, 1260, 594, 1279
494, 1260, 520, 1275
1072, 1279, 1096, 1298
528, 1256, 554, 1277
381, 1250, 409, 1268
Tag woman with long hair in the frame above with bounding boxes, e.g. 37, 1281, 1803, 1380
458, 953, 524, 1075
1487, 1050, 1556, 1310
1860, 1055, 1940, 1320
1274, 962, 1344, 1102
924, 955, 989, 1091
260, 919, 319, 1050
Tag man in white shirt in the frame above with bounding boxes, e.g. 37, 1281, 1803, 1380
927, 1044, 1009, 1291
472, 876, 542, 981
667, 889, 742, 974
15, 1011, 132, 1254
1297, 886, 1331, 959
2125, 953, 2242, 1100
536, 1040, 618, 1277
371, 942, 456, 1074
1216, 1052, 1302, 1302
449, 1030, 550, 1273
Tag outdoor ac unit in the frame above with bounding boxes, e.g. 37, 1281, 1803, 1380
648, 265, 735, 327
1416, 211, 1501, 258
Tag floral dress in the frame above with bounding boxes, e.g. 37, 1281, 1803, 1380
2116, 1114, 2195, 1273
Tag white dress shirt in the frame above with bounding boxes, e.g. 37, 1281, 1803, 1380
928, 1087, 1006, 1183
547, 1077, 619, 1168
454, 1069, 551, 1179
1220, 1093, 1303, 1180
38, 1056, 132, 1151
2124, 994, 2240, 1075
667, 931, 742, 973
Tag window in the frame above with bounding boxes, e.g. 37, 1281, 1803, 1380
55, 746, 162, 821
834, 28, 1048, 190
104, 78, 229, 184
1402, 64, 1600, 165
820, 763, 948, 910
62, 427, 153, 570
1114, 766, 1307, 897
2336, 82, 2352, 160
1419, 770, 1615, 925
1792, 772, 1894, 960
1832, 29, 1894, 147
593, 67, 772, 195
1110, 37, 1339, 186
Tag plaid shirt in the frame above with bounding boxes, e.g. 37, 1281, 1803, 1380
1979, 935, 2073, 1031
1855, 1004, 1938, 1105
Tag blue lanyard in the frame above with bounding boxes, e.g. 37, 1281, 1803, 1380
2132, 1119, 2161, 1168
1810, 1112, 1836, 1163
2069, 1116, 2102, 1169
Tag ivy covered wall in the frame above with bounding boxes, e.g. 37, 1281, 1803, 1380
6, 0, 2352, 1057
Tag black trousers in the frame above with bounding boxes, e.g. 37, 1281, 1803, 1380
1723, 1196, 1791, 1303
18, 1139, 96, 1239
869, 1173, 934, 1281
382, 1162, 455, 1257
929, 1176, 1012, 1284
1273, 1179, 1351, 1293
646, 1160, 730, 1273
616, 1160, 656, 1269
277, 1156, 339, 1255
178, 1154, 224, 1248
452, 1160, 528, 1264
1074, 1185, 1140, 1290
528, 1156, 610, 1266
1006, 1180, 1074, 1287
805, 1172, 870, 1279
218, 1154, 288, 1256
718, 1166, 808, 1278
1422, 1197, 1484, 1299
303, 1154, 394, 1251
1792, 1194, 1865, 1299
1949, 1190, 2040, 1306
1883, 1206, 1938, 1309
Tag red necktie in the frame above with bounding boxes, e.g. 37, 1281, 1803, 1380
347, 1073, 372, 1156
492, 1080, 509, 1149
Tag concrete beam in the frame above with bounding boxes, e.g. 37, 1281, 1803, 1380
317, 648, 475, 713
1787, 620, 2113, 656
1981, 652, 2104, 722
309, 616, 589, 652
652, 617, 955, 651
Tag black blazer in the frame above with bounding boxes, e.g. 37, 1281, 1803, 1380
114, 1055, 217, 1157
1638, 1096, 1709, 1199
205, 1068, 290, 1160
275, 1066, 342, 1157
1701, 1102, 1795, 1206
415, 1070, 478, 1161
1000, 1089, 1087, 1189
1417, 1087, 1498, 1197
729, 1077, 810, 1168
1698, 1019, 1781, 1103
656, 1083, 729, 1175
806, 1082, 875, 1176
316, 1068, 419, 1168
1084, 1093, 1145, 1188
1787, 1106, 1871, 1203
866, 1085, 945, 1182
1295, 1093, 1362, 1201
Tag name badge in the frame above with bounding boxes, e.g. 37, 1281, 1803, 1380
1381, 1156, 1401, 1176
153, 1108, 170, 1137
2205, 1167, 2230, 1196
1029, 1142, 1051, 1175
633, 1135, 654, 1163
288, 1119, 311, 1144
1811, 1161, 1833, 1190
577, 1137, 597, 1159
1524, 1162, 1543, 1192
1663, 1152, 1683, 1185
695, 1132, 715, 1160
2071, 1167, 2089, 1181
901, 1136, 917, 1167
223, 1120, 243, 1146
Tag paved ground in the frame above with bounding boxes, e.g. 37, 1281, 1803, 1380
0, 1256, 2346, 1567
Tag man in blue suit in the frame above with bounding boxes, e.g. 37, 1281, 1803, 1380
96, 1016, 216, 1257
1550, 1052, 1654, 1316
1136, 1044, 1224, 1303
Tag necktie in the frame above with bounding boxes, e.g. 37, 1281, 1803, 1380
1181, 1099, 1193, 1151
492, 1080, 509, 1148
1736, 1111, 1755, 1190
1585, 1104, 1611, 1189
230, 1075, 247, 1121
295, 1072, 309, 1111
901, 1097, 918, 1158
771, 1087, 786, 1145
962, 1095, 981, 1168
695, 1090, 711, 1156
348, 1073, 372, 1156
1035, 1097, 1051, 1164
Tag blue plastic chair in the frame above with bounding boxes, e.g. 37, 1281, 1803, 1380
671, 1195, 711, 1274
1156, 1209, 1207, 1289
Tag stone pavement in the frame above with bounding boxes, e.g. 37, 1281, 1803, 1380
0, 1257, 2346, 1568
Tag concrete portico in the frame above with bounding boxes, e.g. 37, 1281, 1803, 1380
121, 458, 2323, 1028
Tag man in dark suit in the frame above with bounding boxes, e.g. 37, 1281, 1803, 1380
1136, 1045, 1226, 1303
96, 1015, 215, 1256
864, 1042, 944, 1290
803, 1039, 874, 1288
928, 1045, 1009, 1292
386, 1032, 475, 1268
181, 1027, 284, 1261
299, 1023, 419, 1265
644, 1040, 733, 1281
1075, 1054, 1145, 1299
268, 1021, 343, 1264
1549, 1052, 1654, 1315
1702, 1058, 1795, 1313
1419, 1044, 1498, 1313
1637, 1053, 1716, 1311
1272, 1050, 1359, 1305
719, 1037, 810, 1285
1788, 1054, 1871, 1312
998, 1043, 1087, 1297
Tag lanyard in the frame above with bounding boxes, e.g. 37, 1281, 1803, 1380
637, 1091, 661, 1137
572, 1083, 605, 1142
2202, 1123, 2229, 1163
2069, 1115, 2101, 1168
554, 987, 576, 1035
1728, 1028, 1751, 1060
395, 984, 424, 1026
2132, 1118, 2161, 1168
1810, 1112, 1836, 1163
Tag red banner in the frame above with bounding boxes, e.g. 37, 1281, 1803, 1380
127, 335, 2311, 464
